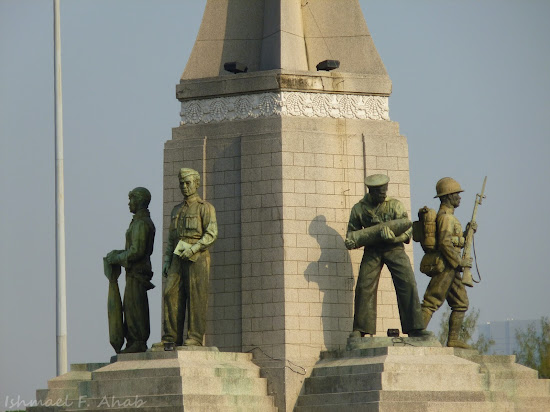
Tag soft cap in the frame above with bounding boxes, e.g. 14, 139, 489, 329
365, 174, 390, 187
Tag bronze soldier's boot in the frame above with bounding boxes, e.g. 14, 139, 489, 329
447, 311, 471, 349
422, 308, 433, 328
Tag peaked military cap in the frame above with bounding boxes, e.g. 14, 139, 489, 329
365, 174, 390, 187
179, 168, 200, 180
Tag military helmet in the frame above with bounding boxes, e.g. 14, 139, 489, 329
365, 174, 390, 187
434, 177, 464, 198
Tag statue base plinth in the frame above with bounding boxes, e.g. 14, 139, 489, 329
295, 345, 550, 412
27, 349, 276, 412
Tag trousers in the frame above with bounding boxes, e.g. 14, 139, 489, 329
353, 246, 424, 334
162, 251, 210, 344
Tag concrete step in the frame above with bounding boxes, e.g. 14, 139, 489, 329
453, 350, 517, 365
296, 389, 509, 407
46, 371, 92, 389
85, 375, 268, 397
489, 378, 550, 397
36, 388, 79, 403
92, 363, 260, 380
487, 368, 540, 380
69, 363, 109, 372
114, 348, 254, 364
305, 370, 485, 394
514, 397, 550, 412
70, 406, 274, 412
296, 400, 514, 412
27, 407, 67, 412
311, 359, 480, 377
78, 394, 183, 409
423, 401, 515, 412
321, 346, 456, 360
67, 407, 184, 412
76, 393, 276, 409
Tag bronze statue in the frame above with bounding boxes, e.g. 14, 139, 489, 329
419, 177, 477, 348
105, 187, 156, 353
345, 174, 429, 338
154, 168, 217, 347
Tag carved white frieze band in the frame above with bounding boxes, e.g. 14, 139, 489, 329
180, 92, 390, 125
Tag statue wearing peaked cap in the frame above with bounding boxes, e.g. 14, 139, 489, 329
153, 168, 218, 348
345, 174, 430, 338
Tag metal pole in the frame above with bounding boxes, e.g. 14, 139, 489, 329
202, 136, 207, 200
54, 0, 68, 376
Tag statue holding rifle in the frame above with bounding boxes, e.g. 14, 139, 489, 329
415, 177, 486, 348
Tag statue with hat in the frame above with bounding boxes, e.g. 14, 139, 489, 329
419, 177, 478, 348
153, 168, 218, 348
104, 187, 156, 353
345, 174, 429, 338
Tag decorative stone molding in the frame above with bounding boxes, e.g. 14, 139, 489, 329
180, 92, 390, 125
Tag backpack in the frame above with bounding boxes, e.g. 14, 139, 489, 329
412, 206, 437, 253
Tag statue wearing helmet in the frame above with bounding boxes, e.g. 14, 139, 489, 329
421, 177, 474, 348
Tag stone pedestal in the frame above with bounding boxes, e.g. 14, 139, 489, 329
295, 339, 550, 412
28, 347, 276, 412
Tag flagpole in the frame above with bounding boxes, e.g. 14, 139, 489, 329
54, 0, 68, 376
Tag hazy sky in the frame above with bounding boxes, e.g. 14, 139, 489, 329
1, 0, 549, 407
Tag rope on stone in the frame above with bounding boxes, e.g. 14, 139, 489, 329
391, 337, 417, 347
246, 346, 307, 375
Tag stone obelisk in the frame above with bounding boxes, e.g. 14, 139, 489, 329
164, 1, 411, 409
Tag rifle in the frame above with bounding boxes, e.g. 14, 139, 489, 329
462, 176, 487, 287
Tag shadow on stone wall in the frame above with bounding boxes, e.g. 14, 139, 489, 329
304, 215, 354, 349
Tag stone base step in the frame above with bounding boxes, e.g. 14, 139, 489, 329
489, 378, 550, 397
296, 400, 514, 412
297, 390, 508, 406
69, 393, 276, 410
31, 363, 108, 409
36, 388, 79, 403
311, 355, 480, 377
83, 375, 267, 397
304, 371, 485, 394
70, 407, 274, 412
514, 397, 550, 412
92, 361, 260, 380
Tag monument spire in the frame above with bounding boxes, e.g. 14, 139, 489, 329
181, 0, 389, 84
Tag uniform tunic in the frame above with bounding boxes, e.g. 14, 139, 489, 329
162, 193, 217, 345
347, 194, 424, 334
117, 208, 155, 346
421, 204, 469, 313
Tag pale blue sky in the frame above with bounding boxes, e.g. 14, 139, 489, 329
1, 0, 549, 407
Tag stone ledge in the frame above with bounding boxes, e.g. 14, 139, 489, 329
176, 69, 392, 101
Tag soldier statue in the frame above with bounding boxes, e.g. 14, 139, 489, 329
345, 174, 429, 338
154, 168, 217, 347
420, 177, 476, 348
105, 187, 156, 353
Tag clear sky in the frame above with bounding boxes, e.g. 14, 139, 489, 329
1, 0, 549, 407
